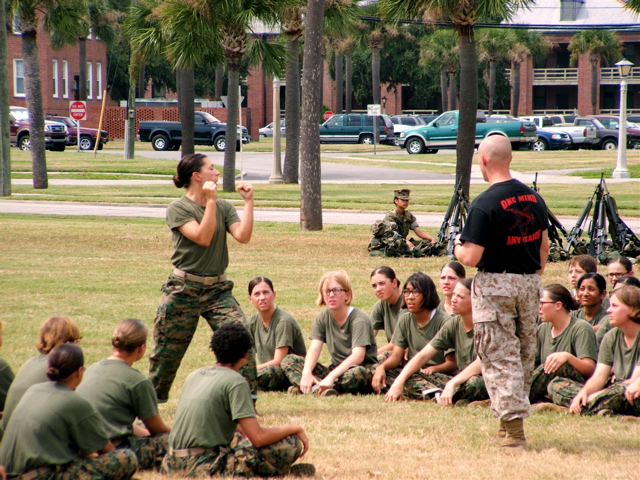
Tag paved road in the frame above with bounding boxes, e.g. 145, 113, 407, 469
2, 200, 639, 231
5, 150, 639, 229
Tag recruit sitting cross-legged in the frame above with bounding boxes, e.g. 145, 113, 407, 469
529, 284, 597, 407
2, 315, 81, 430
282, 270, 377, 396
369, 266, 406, 361
0, 344, 138, 480
77, 319, 171, 470
438, 262, 466, 315
373, 272, 453, 400
547, 285, 640, 416
162, 323, 314, 477
246, 277, 307, 391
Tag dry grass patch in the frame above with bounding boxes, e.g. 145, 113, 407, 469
1, 215, 638, 480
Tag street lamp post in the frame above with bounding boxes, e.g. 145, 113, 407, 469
269, 77, 283, 184
613, 58, 633, 179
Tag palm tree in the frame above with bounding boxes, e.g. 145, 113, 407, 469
0, 0, 11, 196
419, 29, 458, 113
300, 0, 326, 231
379, 0, 535, 196
569, 30, 622, 115
280, 3, 305, 184
508, 30, 554, 117
213, 0, 290, 192
8, 0, 87, 189
477, 28, 512, 115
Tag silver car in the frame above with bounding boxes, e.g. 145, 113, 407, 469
259, 119, 286, 137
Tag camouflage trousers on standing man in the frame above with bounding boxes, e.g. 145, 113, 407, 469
161, 432, 303, 477
149, 275, 257, 402
529, 362, 585, 404
472, 272, 541, 421
547, 378, 638, 416
281, 354, 373, 394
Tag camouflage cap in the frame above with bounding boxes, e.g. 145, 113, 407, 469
394, 189, 411, 200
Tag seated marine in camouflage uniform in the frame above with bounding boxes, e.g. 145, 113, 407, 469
0, 344, 138, 480
384, 189, 435, 247
163, 323, 314, 477
548, 286, 640, 416
383, 278, 487, 404
368, 189, 436, 257
281, 270, 377, 396
77, 319, 171, 471
372, 273, 454, 400
529, 285, 597, 405
246, 277, 307, 391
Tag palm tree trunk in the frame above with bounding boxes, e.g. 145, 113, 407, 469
455, 28, 478, 197
22, 30, 47, 189
440, 70, 447, 113
178, 67, 195, 155
371, 46, 381, 104
0, 0, 11, 196
78, 38, 87, 101
215, 63, 224, 101
125, 52, 141, 160
488, 60, 496, 115
591, 61, 598, 114
283, 34, 300, 184
223, 61, 241, 192
335, 51, 343, 113
345, 50, 353, 113
448, 71, 456, 110
137, 59, 146, 98
511, 63, 521, 117
300, 0, 326, 231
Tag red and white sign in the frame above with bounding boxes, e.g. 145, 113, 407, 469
323, 110, 334, 121
69, 101, 87, 121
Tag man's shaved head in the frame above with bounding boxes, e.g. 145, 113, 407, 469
478, 135, 512, 166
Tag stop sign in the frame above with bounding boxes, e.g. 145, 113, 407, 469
69, 101, 87, 121
323, 110, 334, 121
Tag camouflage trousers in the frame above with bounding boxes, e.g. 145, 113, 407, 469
161, 432, 302, 477
529, 363, 585, 404
472, 272, 541, 421
257, 365, 290, 392
23, 449, 138, 480
281, 354, 373, 395
117, 433, 169, 471
149, 276, 257, 402
548, 379, 639, 416
384, 368, 488, 402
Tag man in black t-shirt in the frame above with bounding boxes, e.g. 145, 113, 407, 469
454, 135, 549, 449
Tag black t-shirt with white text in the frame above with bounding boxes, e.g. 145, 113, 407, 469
460, 179, 549, 274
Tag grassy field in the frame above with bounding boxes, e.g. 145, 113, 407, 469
5, 149, 640, 217
1, 215, 639, 480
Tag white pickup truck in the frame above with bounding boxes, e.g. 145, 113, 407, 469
520, 115, 596, 149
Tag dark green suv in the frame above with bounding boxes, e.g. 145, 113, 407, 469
319, 113, 395, 144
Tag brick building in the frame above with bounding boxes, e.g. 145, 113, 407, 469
507, 0, 640, 116
7, 24, 111, 129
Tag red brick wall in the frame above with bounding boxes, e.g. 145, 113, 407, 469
103, 107, 251, 139
7, 28, 112, 128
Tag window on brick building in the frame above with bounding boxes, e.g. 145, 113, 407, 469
560, 0, 583, 21
87, 62, 93, 99
12, 13, 20, 34
63, 60, 69, 98
97, 63, 103, 100
14, 59, 25, 97
53, 60, 59, 98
